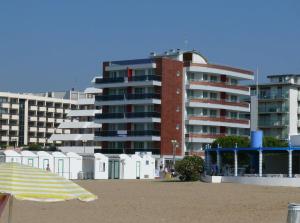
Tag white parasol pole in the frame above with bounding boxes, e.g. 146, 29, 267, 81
8, 195, 13, 223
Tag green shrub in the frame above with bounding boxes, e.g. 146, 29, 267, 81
263, 136, 288, 147
211, 136, 250, 148
175, 156, 204, 181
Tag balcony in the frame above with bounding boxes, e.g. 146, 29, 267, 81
96, 148, 160, 155
30, 106, 38, 111
259, 119, 289, 127
96, 130, 160, 137
258, 106, 289, 113
10, 126, 19, 131
0, 125, 9, 130
29, 127, 37, 132
1, 114, 10, 119
56, 108, 64, 113
1, 136, 9, 141
38, 107, 47, 112
29, 117, 37, 122
187, 80, 250, 95
11, 104, 19, 109
95, 93, 161, 106
96, 112, 160, 119
47, 107, 55, 112
95, 75, 161, 84
257, 92, 288, 100
0, 103, 10, 109
11, 115, 19, 120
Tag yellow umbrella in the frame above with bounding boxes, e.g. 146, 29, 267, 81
0, 162, 97, 223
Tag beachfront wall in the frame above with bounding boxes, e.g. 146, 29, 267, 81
36, 151, 54, 171
52, 152, 70, 179
94, 153, 108, 179
20, 150, 39, 167
140, 153, 155, 179
66, 152, 83, 180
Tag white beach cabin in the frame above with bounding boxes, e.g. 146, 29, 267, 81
52, 152, 70, 179
66, 152, 83, 180
82, 154, 95, 179
36, 151, 54, 172
119, 154, 142, 179
21, 150, 38, 167
94, 153, 108, 179
0, 150, 22, 163
139, 153, 155, 179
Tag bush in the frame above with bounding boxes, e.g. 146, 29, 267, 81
211, 136, 250, 148
263, 136, 288, 147
175, 156, 204, 181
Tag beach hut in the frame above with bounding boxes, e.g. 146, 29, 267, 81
0, 150, 22, 163
94, 153, 108, 179
52, 152, 70, 179
82, 154, 95, 179
119, 154, 142, 179
20, 150, 38, 167
36, 151, 54, 172
139, 153, 155, 179
66, 152, 83, 180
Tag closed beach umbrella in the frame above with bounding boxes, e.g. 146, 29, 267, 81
0, 162, 97, 222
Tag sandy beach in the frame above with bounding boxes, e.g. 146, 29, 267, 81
3, 180, 299, 223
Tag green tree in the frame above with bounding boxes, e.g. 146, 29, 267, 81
263, 136, 288, 147
175, 156, 204, 181
211, 136, 250, 148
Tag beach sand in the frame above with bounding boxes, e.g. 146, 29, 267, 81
3, 180, 299, 223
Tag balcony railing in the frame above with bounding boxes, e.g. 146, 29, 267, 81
96, 112, 160, 119
258, 106, 289, 113
96, 93, 160, 101
96, 130, 160, 137
257, 93, 289, 100
95, 148, 160, 155
95, 75, 161, 84
258, 119, 289, 127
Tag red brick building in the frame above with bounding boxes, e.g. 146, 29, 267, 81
93, 50, 253, 161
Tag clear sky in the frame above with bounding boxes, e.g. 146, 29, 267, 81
0, 0, 299, 92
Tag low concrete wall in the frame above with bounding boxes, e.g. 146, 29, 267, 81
201, 175, 222, 183
222, 176, 300, 187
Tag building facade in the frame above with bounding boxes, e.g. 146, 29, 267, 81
49, 88, 102, 153
250, 74, 300, 140
0, 91, 81, 147
93, 50, 253, 158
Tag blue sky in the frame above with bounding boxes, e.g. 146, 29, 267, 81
0, 0, 299, 92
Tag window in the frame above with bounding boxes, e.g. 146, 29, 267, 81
134, 69, 145, 76
231, 79, 238, 85
134, 142, 144, 149
28, 159, 34, 167
147, 69, 155, 75
202, 91, 208, 99
202, 109, 208, 116
231, 128, 237, 135
230, 112, 238, 119
99, 162, 106, 172
210, 76, 218, 82
203, 73, 208, 81
210, 92, 218, 100
146, 160, 149, 165
134, 87, 145, 94
210, 127, 217, 134
202, 126, 208, 133
231, 95, 238, 102
210, 110, 217, 117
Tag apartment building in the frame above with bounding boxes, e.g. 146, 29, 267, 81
93, 50, 253, 158
0, 91, 81, 147
49, 88, 102, 153
250, 74, 300, 140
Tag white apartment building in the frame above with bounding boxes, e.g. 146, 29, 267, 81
0, 91, 81, 147
250, 74, 300, 140
92, 49, 253, 157
49, 88, 102, 153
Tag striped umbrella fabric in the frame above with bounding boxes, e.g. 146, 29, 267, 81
0, 162, 97, 202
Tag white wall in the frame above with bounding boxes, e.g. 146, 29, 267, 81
289, 88, 298, 135
94, 154, 108, 179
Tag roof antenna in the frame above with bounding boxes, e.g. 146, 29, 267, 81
184, 40, 188, 51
